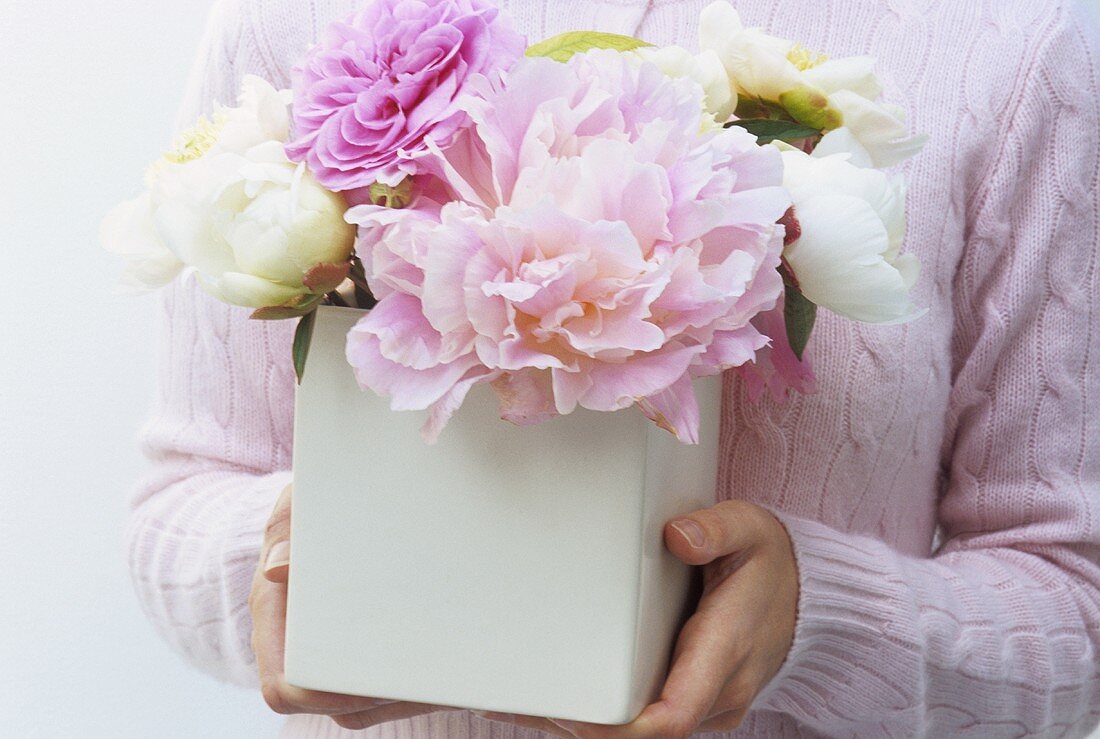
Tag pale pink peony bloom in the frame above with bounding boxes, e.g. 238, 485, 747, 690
735, 300, 818, 403
346, 51, 791, 442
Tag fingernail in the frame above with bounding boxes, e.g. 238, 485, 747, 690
264, 541, 290, 573
671, 519, 706, 548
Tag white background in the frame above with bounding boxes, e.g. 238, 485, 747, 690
0, 0, 282, 736
2, 1, 1100, 738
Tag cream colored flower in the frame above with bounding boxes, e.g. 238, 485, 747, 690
698, 1, 926, 167
634, 45, 735, 122
100, 76, 355, 308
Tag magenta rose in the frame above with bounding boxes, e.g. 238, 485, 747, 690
285, 0, 525, 190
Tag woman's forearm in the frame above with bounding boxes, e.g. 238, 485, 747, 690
127, 465, 290, 686
755, 511, 1100, 736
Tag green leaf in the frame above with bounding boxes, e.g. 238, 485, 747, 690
526, 32, 652, 62
251, 305, 311, 321
249, 293, 324, 321
292, 309, 318, 385
783, 280, 817, 361
727, 118, 821, 144
348, 255, 378, 310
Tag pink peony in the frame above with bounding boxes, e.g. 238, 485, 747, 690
735, 301, 818, 403
346, 51, 791, 442
285, 0, 525, 190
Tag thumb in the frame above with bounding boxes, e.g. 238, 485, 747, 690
664, 499, 766, 566
261, 483, 293, 583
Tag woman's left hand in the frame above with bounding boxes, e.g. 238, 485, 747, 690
483, 499, 799, 739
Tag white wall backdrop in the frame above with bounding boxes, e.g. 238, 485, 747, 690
2, 1, 1099, 738
0, 0, 282, 736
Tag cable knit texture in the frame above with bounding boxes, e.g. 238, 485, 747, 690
126, 0, 1100, 736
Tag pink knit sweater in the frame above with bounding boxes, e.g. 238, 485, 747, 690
128, 0, 1100, 736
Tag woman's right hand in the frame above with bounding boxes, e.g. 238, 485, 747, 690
250, 483, 457, 730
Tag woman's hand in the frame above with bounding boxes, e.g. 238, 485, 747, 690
488, 499, 800, 739
249, 484, 460, 730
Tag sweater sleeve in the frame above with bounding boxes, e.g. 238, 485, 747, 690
754, 6, 1100, 737
125, 0, 297, 688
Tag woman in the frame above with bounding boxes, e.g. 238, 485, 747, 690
128, 0, 1100, 736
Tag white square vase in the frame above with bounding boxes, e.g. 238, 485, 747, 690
285, 306, 721, 725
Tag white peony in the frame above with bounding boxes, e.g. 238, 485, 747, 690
100, 76, 355, 309
634, 45, 735, 122
698, 1, 926, 167
779, 145, 924, 324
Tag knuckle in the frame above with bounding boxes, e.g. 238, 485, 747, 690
674, 612, 708, 650
711, 711, 746, 732
713, 498, 754, 519
248, 578, 270, 613
263, 513, 287, 544
714, 500, 775, 548
726, 712, 747, 731
662, 715, 698, 739
746, 504, 778, 538
731, 643, 752, 669
703, 554, 743, 589
717, 499, 766, 527
654, 708, 703, 739
261, 682, 294, 715
721, 673, 759, 714
332, 714, 366, 730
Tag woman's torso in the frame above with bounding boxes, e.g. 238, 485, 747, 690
254, 0, 1036, 735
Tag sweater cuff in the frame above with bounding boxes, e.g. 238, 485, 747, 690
751, 507, 921, 727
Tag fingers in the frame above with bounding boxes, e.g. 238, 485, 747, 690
250, 563, 288, 708
691, 669, 759, 732
252, 482, 420, 719
665, 499, 769, 566
548, 607, 743, 739
332, 703, 461, 731
696, 706, 749, 733
646, 606, 747, 738
473, 711, 578, 737
537, 502, 785, 738
250, 567, 382, 716
261, 483, 293, 583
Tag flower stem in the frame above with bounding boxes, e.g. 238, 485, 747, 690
326, 290, 350, 307
349, 255, 378, 310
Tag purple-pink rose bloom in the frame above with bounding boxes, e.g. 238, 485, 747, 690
346, 51, 792, 443
285, 0, 525, 190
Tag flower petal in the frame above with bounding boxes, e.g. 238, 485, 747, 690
202, 272, 304, 308
637, 373, 701, 444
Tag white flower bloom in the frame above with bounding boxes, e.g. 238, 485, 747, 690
100, 76, 355, 308
698, 1, 926, 167
99, 192, 185, 294
699, 2, 801, 102
634, 45, 734, 121
780, 146, 924, 324
813, 97, 927, 168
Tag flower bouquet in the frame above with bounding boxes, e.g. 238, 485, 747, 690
103, 0, 925, 724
